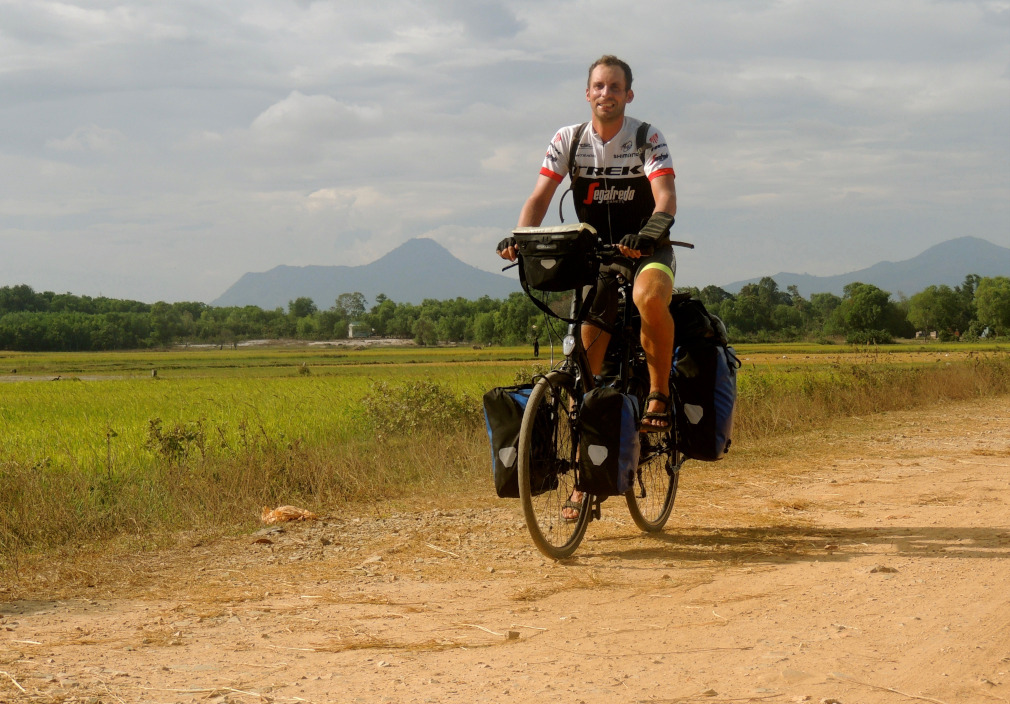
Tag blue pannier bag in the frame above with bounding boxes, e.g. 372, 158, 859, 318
482, 384, 559, 498
673, 333, 740, 462
577, 386, 640, 497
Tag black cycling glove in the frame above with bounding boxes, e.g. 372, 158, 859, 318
619, 212, 675, 254
618, 233, 655, 254
496, 236, 517, 254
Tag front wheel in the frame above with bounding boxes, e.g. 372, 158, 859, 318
517, 371, 590, 559
625, 429, 680, 531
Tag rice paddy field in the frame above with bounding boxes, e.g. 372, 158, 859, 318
1, 339, 1008, 569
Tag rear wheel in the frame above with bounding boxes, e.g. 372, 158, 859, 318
518, 371, 590, 559
625, 429, 680, 531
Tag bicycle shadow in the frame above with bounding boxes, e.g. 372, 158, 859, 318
581, 523, 1010, 566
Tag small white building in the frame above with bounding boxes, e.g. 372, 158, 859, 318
348, 322, 371, 339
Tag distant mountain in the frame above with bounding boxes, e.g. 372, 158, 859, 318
722, 236, 1010, 298
212, 238, 519, 309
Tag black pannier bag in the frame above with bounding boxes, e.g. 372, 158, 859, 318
577, 386, 640, 497
671, 298, 741, 462
482, 385, 559, 498
513, 223, 599, 292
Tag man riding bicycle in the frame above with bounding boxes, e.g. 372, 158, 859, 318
497, 54, 678, 436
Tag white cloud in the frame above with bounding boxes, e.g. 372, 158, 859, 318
251, 92, 381, 134
304, 186, 387, 215
45, 124, 125, 152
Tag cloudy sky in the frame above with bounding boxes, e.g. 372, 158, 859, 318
2, 0, 1008, 304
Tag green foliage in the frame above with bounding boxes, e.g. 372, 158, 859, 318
511, 362, 552, 385
975, 276, 1010, 336
907, 285, 966, 335
845, 329, 894, 345
288, 297, 317, 318
360, 380, 481, 436
0, 267, 1003, 352
145, 418, 207, 463
335, 291, 367, 319
825, 282, 912, 339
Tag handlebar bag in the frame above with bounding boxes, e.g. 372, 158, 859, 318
577, 386, 640, 497
513, 225, 599, 292
482, 384, 560, 498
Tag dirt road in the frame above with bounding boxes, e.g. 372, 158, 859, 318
3, 396, 1010, 704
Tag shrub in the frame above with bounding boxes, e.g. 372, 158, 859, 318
511, 362, 552, 386
360, 380, 482, 437
845, 329, 893, 345
145, 418, 206, 463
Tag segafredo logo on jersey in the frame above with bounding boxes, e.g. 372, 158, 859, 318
583, 182, 636, 204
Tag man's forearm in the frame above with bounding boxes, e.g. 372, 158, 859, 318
654, 192, 677, 217
518, 196, 550, 227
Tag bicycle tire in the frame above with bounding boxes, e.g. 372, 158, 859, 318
517, 371, 590, 559
625, 429, 680, 532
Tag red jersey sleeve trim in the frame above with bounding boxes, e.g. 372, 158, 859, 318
648, 168, 675, 181
540, 167, 565, 183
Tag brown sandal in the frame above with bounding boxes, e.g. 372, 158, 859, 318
640, 391, 671, 433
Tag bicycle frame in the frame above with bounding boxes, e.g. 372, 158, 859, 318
556, 267, 644, 396
509, 226, 690, 557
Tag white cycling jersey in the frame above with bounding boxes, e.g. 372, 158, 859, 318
539, 117, 675, 242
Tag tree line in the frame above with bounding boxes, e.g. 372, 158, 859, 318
0, 275, 1007, 351
696, 274, 1009, 344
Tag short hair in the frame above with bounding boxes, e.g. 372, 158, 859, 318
587, 55, 633, 90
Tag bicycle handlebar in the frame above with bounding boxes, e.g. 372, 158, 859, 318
500, 228, 694, 273
597, 236, 694, 260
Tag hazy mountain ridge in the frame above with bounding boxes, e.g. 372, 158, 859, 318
212, 238, 520, 308
722, 236, 1010, 297
212, 235, 1009, 309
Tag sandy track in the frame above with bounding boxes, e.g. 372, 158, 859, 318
3, 396, 1010, 704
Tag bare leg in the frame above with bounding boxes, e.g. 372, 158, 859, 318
581, 321, 610, 376
634, 268, 674, 430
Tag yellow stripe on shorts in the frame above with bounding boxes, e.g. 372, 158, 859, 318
639, 262, 675, 285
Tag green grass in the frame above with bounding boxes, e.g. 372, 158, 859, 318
1, 341, 1008, 573
0, 345, 534, 469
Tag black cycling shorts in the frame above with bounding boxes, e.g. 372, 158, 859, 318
584, 244, 677, 327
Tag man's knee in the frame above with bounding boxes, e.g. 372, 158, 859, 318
633, 273, 673, 319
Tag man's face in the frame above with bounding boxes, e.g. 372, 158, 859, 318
586, 64, 633, 123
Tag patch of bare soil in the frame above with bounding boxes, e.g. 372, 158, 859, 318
3, 397, 1010, 704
